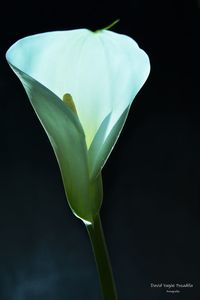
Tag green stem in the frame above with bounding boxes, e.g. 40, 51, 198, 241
86, 214, 118, 300
94, 19, 120, 33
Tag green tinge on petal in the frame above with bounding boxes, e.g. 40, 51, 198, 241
6, 29, 150, 152
10, 65, 102, 222
88, 106, 130, 179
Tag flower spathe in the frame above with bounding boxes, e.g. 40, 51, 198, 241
6, 28, 150, 223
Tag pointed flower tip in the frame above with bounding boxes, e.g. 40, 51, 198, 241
94, 19, 120, 33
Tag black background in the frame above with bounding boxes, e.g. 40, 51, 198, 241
0, 1, 199, 299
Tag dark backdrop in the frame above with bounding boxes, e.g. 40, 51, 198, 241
0, 1, 199, 299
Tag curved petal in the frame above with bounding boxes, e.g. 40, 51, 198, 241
97, 30, 150, 138
6, 29, 150, 148
88, 105, 130, 179
8, 64, 101, 222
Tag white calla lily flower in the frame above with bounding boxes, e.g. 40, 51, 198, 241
6, 28, 150, 223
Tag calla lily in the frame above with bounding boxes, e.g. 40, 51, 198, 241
6, 28, 150, 223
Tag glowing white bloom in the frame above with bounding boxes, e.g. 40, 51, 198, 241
6, 28, 150, 222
